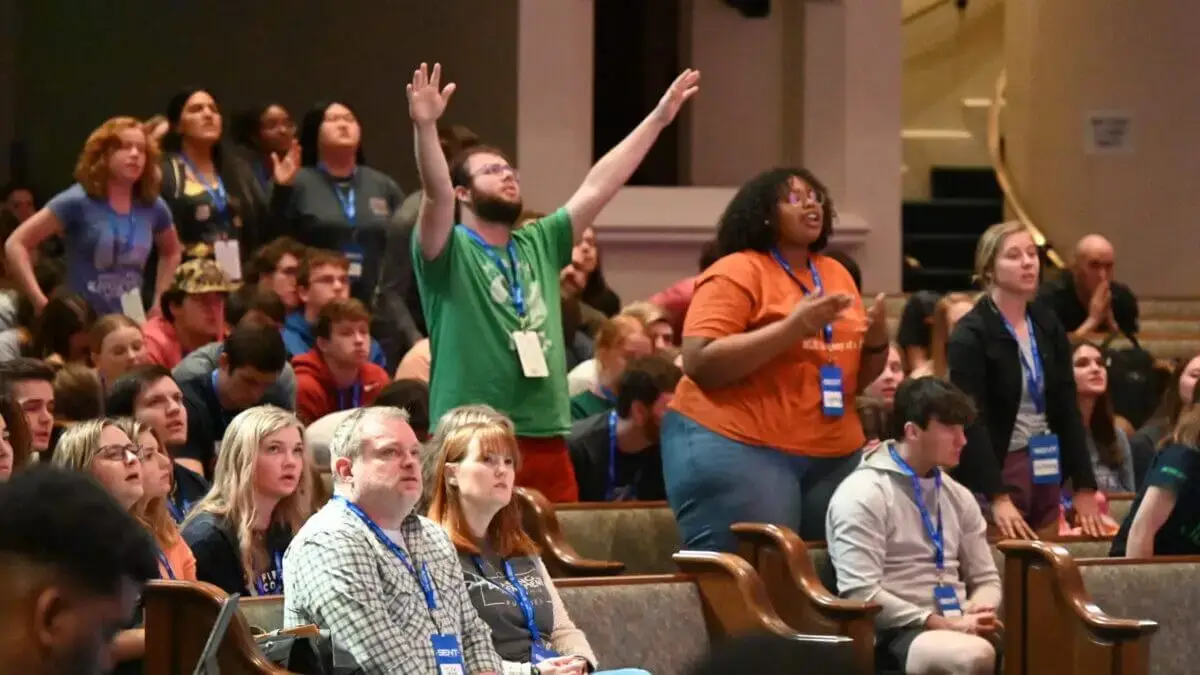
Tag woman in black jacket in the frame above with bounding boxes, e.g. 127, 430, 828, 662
948, 222, 1106, 539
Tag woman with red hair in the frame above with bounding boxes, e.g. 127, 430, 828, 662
4, 116, 183, 318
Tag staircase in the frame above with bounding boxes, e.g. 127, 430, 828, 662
901, 166, 1003, 292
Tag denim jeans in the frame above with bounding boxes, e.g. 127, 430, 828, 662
661, 410, 863, 552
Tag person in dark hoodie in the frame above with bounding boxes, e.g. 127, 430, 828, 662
282, 248, 388, 369
567, 353, 680, 502
293, 298, 390, 424
827, 377, 1002, 675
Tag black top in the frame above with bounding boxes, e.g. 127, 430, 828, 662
947, 296, 1098, 496
566, 413, 666, 502
1110, 443, 1200, 556
896, 290, 941, 351
181, 511, 292, 596
1035, 273, 1139, 336
269, 166, 404, 304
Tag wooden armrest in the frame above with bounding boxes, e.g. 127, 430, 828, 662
674, 550, 837, 640
276, 625, 321, 639
998, 540, 1159, 642
731, 522, 880, 621
515, 487, 625, 577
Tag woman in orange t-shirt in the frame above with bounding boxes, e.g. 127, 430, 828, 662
663, 168, 889, 551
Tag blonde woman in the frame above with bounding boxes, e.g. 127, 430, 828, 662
113, 418, 197, 581
52, 419, 148, 673
428, 405, 648, 675
911, 293, 976, 380
948, 222, 1104, 539
567, 315, 653, 419
181, 405, 311, 595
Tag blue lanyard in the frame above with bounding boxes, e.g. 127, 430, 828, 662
209, 370, 235, 428
337, 381, 363, 410
178, 154, 229, 213
458, 225, 526, 317
253, 550, 284, 595
770, 249, 833, 344
887, 444, 946, 574
104, 204, 136, 261
599, 386, 618, 404
997, 310, 1046, 413
606, 410, 620, 501
334, 496, 439, 610
472, 557, 543, 644
158, 550, 176, 580
320, 164, 357, 224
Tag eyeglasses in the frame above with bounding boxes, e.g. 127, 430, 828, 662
786, 189, 826, 207
96, 444, 139, 462
472, 163, 519, 180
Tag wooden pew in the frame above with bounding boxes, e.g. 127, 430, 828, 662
1108, 492, 1135, 525
516, 487, 675, 576
144, 580, 290, 675
555, 551, 862, 675
731, 522, 1118, 675
999, 541, 1164, 675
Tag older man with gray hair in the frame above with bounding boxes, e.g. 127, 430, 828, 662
283, 406, 501, 675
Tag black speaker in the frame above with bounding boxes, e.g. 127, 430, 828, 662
724, 0, 770, 18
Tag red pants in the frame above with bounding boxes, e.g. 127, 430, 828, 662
515, 436, 578, 503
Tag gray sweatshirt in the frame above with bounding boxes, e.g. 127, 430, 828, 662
826, 443, 1002, 629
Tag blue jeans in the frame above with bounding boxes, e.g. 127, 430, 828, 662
662, 410, 863, 552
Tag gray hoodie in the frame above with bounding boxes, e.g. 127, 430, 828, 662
826, 442, 1002, 630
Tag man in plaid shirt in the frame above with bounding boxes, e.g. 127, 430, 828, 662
283, 407, 501, 674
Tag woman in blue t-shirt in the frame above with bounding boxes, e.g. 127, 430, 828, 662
1112, 398, 1200, 556
4, 116, 183, 317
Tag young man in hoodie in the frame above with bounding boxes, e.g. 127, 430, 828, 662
293, 298, 390, 424
282, 248, 388, 369
826, 377, 1002, 675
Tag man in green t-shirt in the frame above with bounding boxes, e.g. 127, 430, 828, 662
406, 62, 699, 502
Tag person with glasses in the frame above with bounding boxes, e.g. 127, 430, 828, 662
268, 101, 404, 305
662, 168, 891, 551
409, 62, 699, 503
245, 236, 306, 312
182, 405, 311, 596
52, 419, 152, 674
282, 248, 388, 368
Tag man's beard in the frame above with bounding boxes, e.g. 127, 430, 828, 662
470, 189, 523, 228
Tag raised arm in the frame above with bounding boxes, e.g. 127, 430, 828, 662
4, 208, 63, 313
407, 62, 458, 261
564, 69, 700, 240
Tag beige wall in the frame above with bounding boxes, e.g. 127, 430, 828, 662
12, 0, 520, 192
1005, 0, 1200, 296
517, 0, 903, 301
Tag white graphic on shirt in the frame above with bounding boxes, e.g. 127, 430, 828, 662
480, 257, 553, 354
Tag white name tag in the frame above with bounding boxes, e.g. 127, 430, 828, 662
214, 240, 242, 282
121, 289, 147, 324
513, 330, 549, 378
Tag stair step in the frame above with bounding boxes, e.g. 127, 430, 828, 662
930, 166, 1003, 200
902, 199, 1003, 235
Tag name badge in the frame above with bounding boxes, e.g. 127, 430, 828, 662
819, 364, 844, 417
531, 643, 560, 664
513, 330, 549, 378
214, 240, 242, 282
342, 245, 365, 280
431, 634, 466, 675
120, 289, 147, 325
933, 584, 963, 618
1029, 433, 1061, 485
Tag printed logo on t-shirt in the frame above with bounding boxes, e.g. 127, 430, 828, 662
481, 257, 552, 353
90, 212, 151, 300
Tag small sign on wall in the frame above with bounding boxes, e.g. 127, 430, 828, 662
1085, 111, 1133, 155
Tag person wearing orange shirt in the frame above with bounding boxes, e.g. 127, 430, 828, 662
663, 168, 889, 551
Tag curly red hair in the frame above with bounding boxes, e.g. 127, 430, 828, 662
74, 116, 163, 203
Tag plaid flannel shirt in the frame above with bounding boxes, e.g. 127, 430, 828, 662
283, 500, 502, 674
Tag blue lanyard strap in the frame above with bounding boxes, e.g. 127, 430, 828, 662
472, 557, 542, 644
320, 164, 357, 224
178, 154, 229, 213
458, 225, 527, 317
337, 381, 363, 410
770, 248, 833, 344
334, 496, 438, 610
209, 370, 235, 428
887, 444, 945, 573
158, 550, 176, 580
998, 311, 1046, 413
606, 411, 619, 501
599, 386, 618, 404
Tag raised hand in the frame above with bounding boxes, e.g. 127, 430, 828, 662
653, 68, 701, 126
407, 62, 457, 125
864, 292, 888, 346
270, 140, 301, 186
